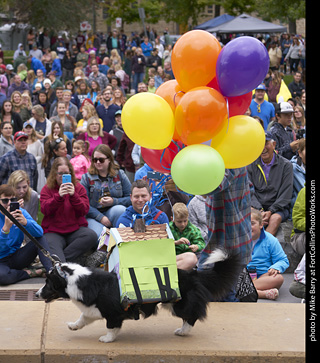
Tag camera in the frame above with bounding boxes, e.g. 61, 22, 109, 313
296, 129, 305, 140
10, 202, 20, 212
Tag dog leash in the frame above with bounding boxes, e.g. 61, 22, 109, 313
0, 203, 58, 267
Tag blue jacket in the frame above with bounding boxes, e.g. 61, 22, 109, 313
247, 228, 289, 277
80, 169, 132, 223
31, 57, 46, 75
290, 155, 305, 210
116, 205, 169, 228
51, 58, 62, 77
0, 208, 43, 259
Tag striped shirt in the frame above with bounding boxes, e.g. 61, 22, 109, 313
204, 167, 253, 265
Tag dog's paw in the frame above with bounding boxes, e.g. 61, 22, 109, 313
174, 322, 192, 336
68, 322, 81, 330
99, 333, 116, 343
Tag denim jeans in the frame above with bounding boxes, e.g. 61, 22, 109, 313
0, 236, 53, 286
87, 204, 127, 243
133, 72, 145, 93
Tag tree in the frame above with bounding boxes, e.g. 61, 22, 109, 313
255, 0, 305, 33
5, 0, 90, 31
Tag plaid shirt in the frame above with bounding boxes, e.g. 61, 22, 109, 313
204, 167, 253, 265
0, 149, 38, 190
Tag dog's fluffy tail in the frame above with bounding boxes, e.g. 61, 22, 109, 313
197, 248, 242, 302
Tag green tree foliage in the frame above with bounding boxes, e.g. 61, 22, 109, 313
5, 0, 89, 31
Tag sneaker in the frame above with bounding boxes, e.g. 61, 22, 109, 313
265, 288, 279, 300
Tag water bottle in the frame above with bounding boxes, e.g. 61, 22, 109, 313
248, 266, 257, 281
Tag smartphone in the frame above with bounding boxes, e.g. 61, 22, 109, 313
10, 201, 20, 212
62, 174, 72, 184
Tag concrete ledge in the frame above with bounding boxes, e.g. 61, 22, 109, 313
0, 301, 305, 362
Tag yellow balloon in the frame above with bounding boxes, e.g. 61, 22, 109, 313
210, 115, 265, 168
122, 93, 175, 150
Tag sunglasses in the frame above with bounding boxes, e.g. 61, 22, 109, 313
93, 157, 108, 163
57, 172, 71, 176
0, 197, 17, 204
257, 104, 261, 113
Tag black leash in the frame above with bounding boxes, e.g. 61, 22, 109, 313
0, 203, 57, 266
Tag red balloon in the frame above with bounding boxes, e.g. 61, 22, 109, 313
227, 92, 252, 118
141, 141, 184, 174
206, 77, 220, 92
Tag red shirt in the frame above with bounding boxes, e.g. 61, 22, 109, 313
40, 182, 90, 234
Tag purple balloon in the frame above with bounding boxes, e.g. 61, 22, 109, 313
216, 36, 270, 97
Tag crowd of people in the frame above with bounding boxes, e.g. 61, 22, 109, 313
0, 28, 306, 303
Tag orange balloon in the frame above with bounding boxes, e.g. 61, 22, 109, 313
171, 30, 221, 92
175, 86, 227, 145
156, 80, 185, 141
155, 80, 185, 112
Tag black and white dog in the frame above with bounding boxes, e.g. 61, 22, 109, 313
36, 249, 240, 343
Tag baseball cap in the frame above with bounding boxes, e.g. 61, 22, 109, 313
265, 131, 273, 141
276, 102, 294, 114
23, 120, 34, 128
115, 110, 122, 116
6, 64, 14, 70
255, 84, 266, 91
14, 131, 28, 141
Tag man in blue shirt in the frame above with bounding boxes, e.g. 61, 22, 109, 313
250, 84, 275, 130
116, 179, 169, 227
96, 88, 120, 132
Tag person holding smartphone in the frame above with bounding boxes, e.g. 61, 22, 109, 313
0, 184, 53, 285
40, 157, 97, 263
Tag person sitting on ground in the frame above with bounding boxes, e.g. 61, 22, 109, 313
169, 203, 205, 270
40, 157, 98, 263
247, 131, 293, 236
290, 186, 305, 257
116, 179, 168, 228
270, 102, 299, 160
7, 170, 39, 222
247, 208, 289, 300
187, 195, 208, 247
81, 144, 132, 239
289, 254, 305, 301
0, 184, 52, 285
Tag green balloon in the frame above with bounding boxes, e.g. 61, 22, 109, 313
171, 144, 225, 195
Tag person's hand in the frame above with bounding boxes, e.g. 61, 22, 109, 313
175, 237, 190, 245
11, 209, 27, 226
101, 216, 112, 227
189, 244, 199, 253
17, 198, 25, 209
59, 183, 74, 197
2, 206, 14, 233
100, 197, 114, 207
290, 140, 300, 152
262, 211, 272, 226
268, 268, 280, 277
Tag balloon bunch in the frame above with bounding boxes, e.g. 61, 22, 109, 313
122, 30, 269, 195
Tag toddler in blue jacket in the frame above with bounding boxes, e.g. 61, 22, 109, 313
247, 208, 289, 300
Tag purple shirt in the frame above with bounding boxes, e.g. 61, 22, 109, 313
261, 153, 276, 182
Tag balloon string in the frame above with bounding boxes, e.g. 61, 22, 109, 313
226, 98, 230, 134
173, 91, 185, 107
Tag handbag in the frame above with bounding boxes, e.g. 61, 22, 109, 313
235, 267, 258, 302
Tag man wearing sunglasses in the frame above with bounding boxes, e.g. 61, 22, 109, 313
249, 84, 275, 131
0, 131, 38, 190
